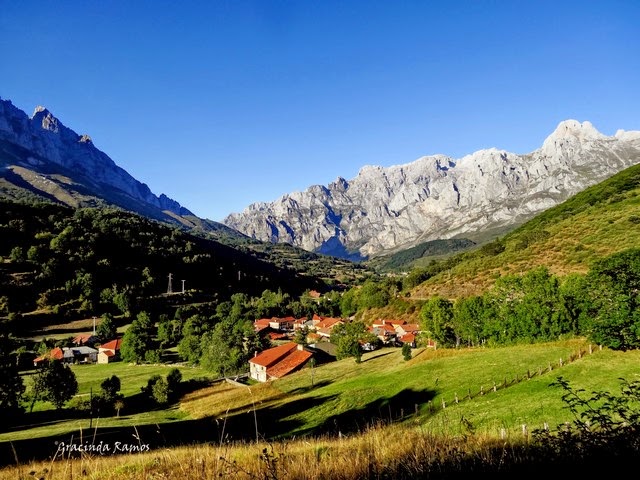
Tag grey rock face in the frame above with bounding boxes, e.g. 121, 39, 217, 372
224, 120, 640, 259
0, 97, 192, 216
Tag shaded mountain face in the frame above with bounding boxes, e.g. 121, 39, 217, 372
224, 120, 640, 260
0, 97, 237, 237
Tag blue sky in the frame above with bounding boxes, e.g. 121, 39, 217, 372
1, 1, 639, 221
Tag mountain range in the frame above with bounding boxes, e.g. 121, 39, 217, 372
224, 121, 640, 260
2, 96, 639, 265
0, 97, 238, 240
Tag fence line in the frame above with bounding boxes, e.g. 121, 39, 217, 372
418, 344, 601, 421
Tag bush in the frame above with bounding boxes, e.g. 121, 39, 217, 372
533, 376, 640, 461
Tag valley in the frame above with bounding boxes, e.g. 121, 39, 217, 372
1, 98, 640, 477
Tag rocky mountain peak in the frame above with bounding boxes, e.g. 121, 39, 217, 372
542, 119, 606, 147
0, 98, 192, 218
224, 120, 640, 260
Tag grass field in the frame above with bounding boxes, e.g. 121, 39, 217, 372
1, 362, 216, 442
180, 337, 640, 440
3, 337, 639, 479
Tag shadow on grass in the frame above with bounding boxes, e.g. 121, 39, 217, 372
361, 350, 395, 363
286, 379, 333, 395
0, 385, 437, 468
299, 387, 437, 437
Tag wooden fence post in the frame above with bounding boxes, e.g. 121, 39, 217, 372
493, 381, 497, 392
559, 358, 563, 367
455, 393, 459, 404
589, 344, 593, 354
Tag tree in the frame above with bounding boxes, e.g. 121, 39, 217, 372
0, 335, 25, 425
331, 321, 375, 363
92, 375, 123, 417
166, 368, 183, 401
36, 361, 79, 409
151, 377, 170, 405
200, 323, 245, 377
100, 375, 121, 401
142, 374, 171, 405
177, 314, 209, 365
402, 343, 412, 361
452, 296, 487, 347
584, 248, 640, 350
293, 326, 309, 346
120, 311, 155, 363
96, 313, 117, 340
420, 297, 456, 347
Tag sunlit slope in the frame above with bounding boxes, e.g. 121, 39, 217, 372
410, 162, 640, 299
180, 339, 636, 440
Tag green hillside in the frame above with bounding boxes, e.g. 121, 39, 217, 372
410, 162, 640, 299
0, 199, 327, 332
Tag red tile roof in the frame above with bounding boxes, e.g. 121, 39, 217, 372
249, 342, 298, 368
397, 324, 420, 332
255, 318, 272, 326
99, 338, 122, 351
380, 323, 397, 333
249, 342, 313, 380
73, 334, 96, 344
373, 319, 406, 327
315, 317, 342, 329
34, 347, 64, 363
101, 350, 115, 357
267, 349, 313, 378
400, 333, 416, 343
268, 332, 287, 340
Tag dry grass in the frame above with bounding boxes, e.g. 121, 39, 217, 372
0, 422, 536, 480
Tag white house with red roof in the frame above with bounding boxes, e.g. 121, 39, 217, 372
249, 342, 313, 382
97, 338, 123, 364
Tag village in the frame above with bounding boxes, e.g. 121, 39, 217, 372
32, 312, 428, 384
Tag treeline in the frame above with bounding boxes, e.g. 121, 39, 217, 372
419, 248, 640, 351
0, 200, 323, 328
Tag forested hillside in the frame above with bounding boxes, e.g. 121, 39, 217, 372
0, 200, 327, 333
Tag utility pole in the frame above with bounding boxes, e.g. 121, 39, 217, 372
92, 316, 96, 335
181, 280, 185, 294
167, 273, 173, 294
89, 386, 93, 429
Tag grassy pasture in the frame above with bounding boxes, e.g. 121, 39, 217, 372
4, 338, 640, 479
2, 362, 215, 442
181, 338, 640, 440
